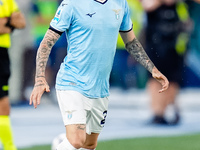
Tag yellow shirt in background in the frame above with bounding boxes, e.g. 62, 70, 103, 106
0, 0, 18, 48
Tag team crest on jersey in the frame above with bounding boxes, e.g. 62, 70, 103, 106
112, 9, 121, 20
68, 113, 72, 119
53, 8, 63, 23
67, 111, 75, 119
67, 112, 72, 119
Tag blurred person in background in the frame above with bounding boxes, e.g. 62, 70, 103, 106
110, 0, 145, 89
184, 0, 200, 86
0, 0, 26, 149
29, 0, 169, 149
142, 0, 191, 125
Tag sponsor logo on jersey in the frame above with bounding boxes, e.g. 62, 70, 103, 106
112, 9, 121, 20
69, 82, 77, 86
53, 8, 63, 23
86, 12, 96, 18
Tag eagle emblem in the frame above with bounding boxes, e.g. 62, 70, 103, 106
112, 9, 121, 20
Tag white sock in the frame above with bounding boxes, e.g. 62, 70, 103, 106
56, 137, 78, 150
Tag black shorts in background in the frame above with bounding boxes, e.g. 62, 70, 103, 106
0, 47, 10, 98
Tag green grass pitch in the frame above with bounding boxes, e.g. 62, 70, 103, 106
18, 133, 200, 150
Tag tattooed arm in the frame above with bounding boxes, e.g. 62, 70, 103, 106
30, 29, 61, 108
126, 38, 154, 73
120, 30, 169, 93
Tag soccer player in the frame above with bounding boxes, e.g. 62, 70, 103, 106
142, 0, 190, 125
0, 0, 26, 150
29, 0, 169, 149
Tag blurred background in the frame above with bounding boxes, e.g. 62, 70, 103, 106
3, 0, 200, 149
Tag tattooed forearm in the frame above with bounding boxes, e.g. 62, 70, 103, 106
34, 84, 45, 87
125, 38, 155, 73
35, 29, 60, 79
34, 80, 45, 87
76, 124, 86, 131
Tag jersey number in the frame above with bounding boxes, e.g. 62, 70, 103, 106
100, 110, 107, 127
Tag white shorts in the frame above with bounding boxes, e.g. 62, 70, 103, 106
56, 90, 109, 134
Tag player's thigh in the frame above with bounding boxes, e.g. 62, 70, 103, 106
57, 90, 87, 145
83, 133, 99, 149
56, 90, 87, 125
85, 96, 109, 134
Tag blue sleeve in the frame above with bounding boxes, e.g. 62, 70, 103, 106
119, 0, 133, 32
50, 0, 73, 32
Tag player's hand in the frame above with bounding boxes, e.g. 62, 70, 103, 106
9, 12, 26, 29
0, 18, 12, 34
152, 67, 169, 93
0, 17, 8, 25
29, 77, 50, 108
